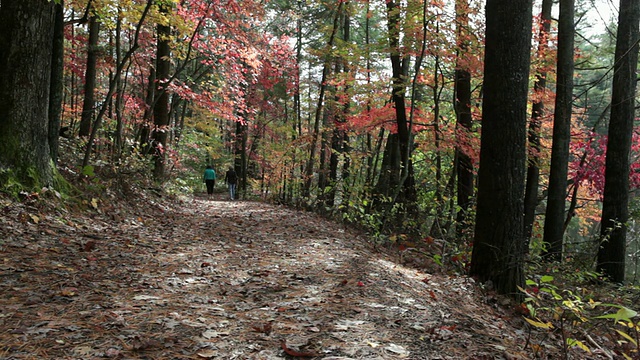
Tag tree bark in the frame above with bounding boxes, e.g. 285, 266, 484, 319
48, 0, 65, 163
79, 13, 100, 137
469, 0, 533, 297
542, 0, 575, 262
454, 0, 474, 239
523, 0, 552, 244
597, 0, 640, 282
384, 0, 416, 205
152, 3, 172, 180
0, 0, 56, 188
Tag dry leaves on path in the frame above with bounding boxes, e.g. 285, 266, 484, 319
0, 193, 533, 359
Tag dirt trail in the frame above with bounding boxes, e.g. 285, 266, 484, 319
0, 194, 530, 359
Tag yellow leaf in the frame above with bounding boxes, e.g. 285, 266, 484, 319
567, 338, 591, 353
29, 214, 39, 224
524, 317, 553, 329
91, 198, 99, 209
616, 329, 638, 346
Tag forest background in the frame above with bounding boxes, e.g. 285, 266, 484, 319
1, 0, 640, 351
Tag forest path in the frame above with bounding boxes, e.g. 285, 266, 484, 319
0, 192, 529, 359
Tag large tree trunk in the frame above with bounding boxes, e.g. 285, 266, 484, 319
597, 0, 640, 283
523, 0, 552, 245
0, 0, 56, 188
469, 0, 533, 297
542, 0, 575, 262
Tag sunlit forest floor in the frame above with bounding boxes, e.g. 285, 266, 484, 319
1, 182, 615, 359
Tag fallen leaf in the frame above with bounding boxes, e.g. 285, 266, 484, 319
280, 340, 319, 357
197, 350, 217, 358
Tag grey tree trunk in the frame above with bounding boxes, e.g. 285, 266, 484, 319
79, 13, 100, 137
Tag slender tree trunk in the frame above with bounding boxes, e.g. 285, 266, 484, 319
454, 0, 474, 239
139, 67, 156, 153
469, 0, 533, 298
79, 13, 100, 137
152, 3, 171, 180
303, 2, 343, 198
48, 0, 64, 163
524, 0, 553, 245
113, 8, 124, 161
597, 0, 640, 282
542, 0, 575, 261
384, 0, 416, 204
81, 0, 153, 169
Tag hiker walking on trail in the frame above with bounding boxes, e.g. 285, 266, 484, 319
225, 167, 238, 200
203, 165, 216, 199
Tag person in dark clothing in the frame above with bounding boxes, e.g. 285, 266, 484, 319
224, 167, 238, 200
203, 165, 216, 198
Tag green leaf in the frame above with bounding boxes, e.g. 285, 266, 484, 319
526, 279, 537, 286
82, 165, 95, 177
540, 275, 554, 283
595, 306, 637, 323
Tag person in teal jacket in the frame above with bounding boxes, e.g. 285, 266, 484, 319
203, 165, 216, 198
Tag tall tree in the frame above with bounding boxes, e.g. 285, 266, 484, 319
523, 0, 553, 244
79, 8, 100, 137
152, 1, 172, 180
302, 2, 343, 198
542, 0, 575, 261
378, 0, 417, 206
454, 0, 475, 238
0, 0, 57, 188
48, 0, 65, 163
469, 0, 533, 296
597, 0, 640, 282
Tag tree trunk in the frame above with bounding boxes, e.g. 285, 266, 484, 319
303, 2, 343, 199
542, 0, 575, 262
152, 3, 172, 180
454, 0, 474, 239
0, 0, 56, 188
469, 0, 533, 298
523, 0, 552, 245
597, 0, 640, 283
384, 0, 416, 205
79, 13, 100, 137
48, 0, 64, 163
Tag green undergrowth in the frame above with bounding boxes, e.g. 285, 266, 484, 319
521, 261, 640, 359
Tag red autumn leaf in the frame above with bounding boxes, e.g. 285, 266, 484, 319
357, 281, 365, 287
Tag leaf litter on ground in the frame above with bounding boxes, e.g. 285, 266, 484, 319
0, 190, 570, 359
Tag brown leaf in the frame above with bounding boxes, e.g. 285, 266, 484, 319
280, 340, 318, 358
251, 322, 272, 334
